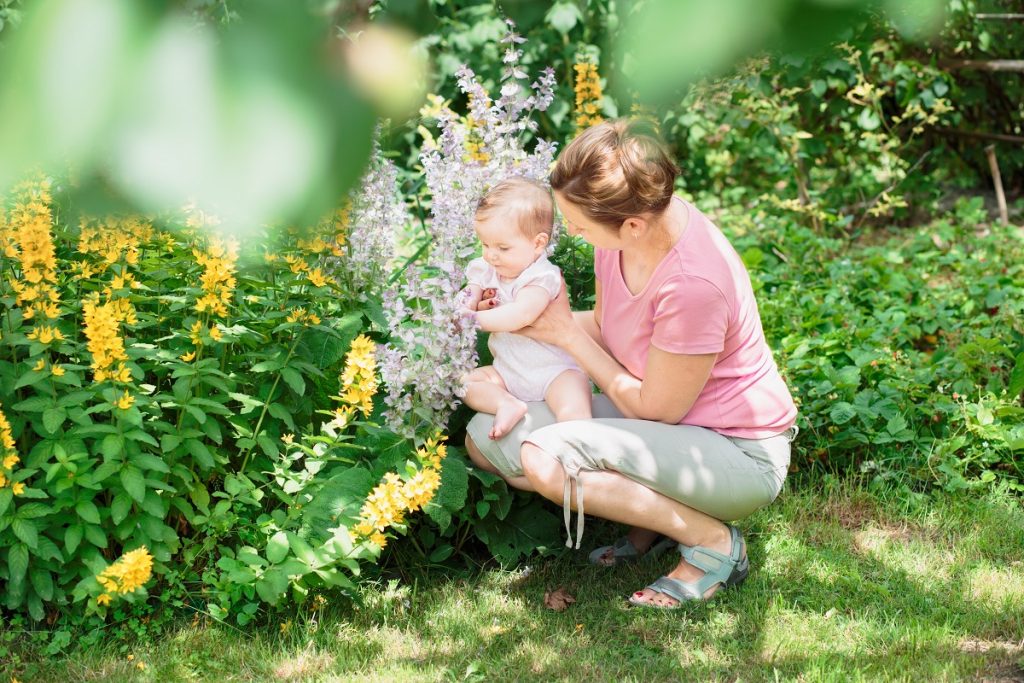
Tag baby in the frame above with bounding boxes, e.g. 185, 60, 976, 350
460, 177, 592, 440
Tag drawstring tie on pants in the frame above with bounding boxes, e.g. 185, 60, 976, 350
562, 461, 585, 549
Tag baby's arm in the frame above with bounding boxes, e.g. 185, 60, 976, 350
473, 285, 550, 333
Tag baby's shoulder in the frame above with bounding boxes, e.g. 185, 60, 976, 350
466, 258, 497, 287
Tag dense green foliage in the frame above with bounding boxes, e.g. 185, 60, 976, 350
0, 0, 1022, 658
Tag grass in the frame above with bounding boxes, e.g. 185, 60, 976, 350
6, 478, 1024, 682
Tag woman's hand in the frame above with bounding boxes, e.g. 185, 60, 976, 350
519, 282, 578, 348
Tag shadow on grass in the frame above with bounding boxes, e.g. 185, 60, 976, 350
356, 486, 1024, 681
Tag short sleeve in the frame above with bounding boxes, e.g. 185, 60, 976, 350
465, 258, 494, 289
650, 275, 729, 355
516, 259, 563, 300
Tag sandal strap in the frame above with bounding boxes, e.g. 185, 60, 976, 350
646, 576, 701, 603
677, 526, 746, 591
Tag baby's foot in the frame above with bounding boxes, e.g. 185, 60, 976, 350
489, 398, 528, 440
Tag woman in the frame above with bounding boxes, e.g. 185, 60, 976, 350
465, 118, 798, 608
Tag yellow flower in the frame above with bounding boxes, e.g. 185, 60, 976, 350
3, 455, 18, 469
209, 325, 223, 342
0, 404, 17, 452
573, 61, 604, 131
180, 351, 196, 362
193, 235, 239, 318
307, 268, 334, 288
281, 433, 294, 445
33, 358, 45, 372
189, 320, 204, 346
12, 481, 25, 495
113, 390, 134, 410
51, 365, 65, 377
96, 547, 153, 595
0, 473, 6, 487
338, 334, 378, 417
96, 593, 112, 606
27, 325, 64, 344
82, 294, 129, 384
7, 178, 62, 321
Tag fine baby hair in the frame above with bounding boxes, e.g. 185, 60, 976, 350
476, 176, 554, 241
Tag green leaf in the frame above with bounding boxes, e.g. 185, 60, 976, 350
187, 440, 215, 469
101, 434, 124, 458
829, 402, 856, 426
0, 488, 12, 517
546, 1, 582, 34
266, 531, 289, 564
42, 407, 67, 434
12, 518, 38, 549
120, 465, 146, 503
12, 396, 53, 412
125, 430, 159, 447
65, 524, 83, 554
111, 494, 132, 525
255, 568, 289, 605
429, 544, 455, 563
302, 467, 374, 533
9, 544, 29, 583
30, 569, 54, 601
251, 359, 286, 373
257, 434, 279, 457
83, 524, 107, 548
1008, 352, 1024, 397
14, 368, 47, 390
267, 402, 296, 431
75, 500, 101, 524
281, 367, 305, 396
161, 434, 182, 451
132, 453, 170, 473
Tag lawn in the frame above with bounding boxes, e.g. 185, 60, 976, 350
9, 478, 1023, 682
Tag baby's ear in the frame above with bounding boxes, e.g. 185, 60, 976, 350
535, 232, 550, 249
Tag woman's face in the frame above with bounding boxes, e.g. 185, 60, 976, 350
553, 191, 623, 250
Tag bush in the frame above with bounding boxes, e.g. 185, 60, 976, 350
0, 172, 454, 624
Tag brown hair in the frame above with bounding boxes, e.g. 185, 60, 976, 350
550, 118, 679, 229
476, 176, 554, 239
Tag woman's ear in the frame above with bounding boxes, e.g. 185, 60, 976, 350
621, 216, 645, 238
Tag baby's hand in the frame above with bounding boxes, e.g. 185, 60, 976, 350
477, 288, 499, 310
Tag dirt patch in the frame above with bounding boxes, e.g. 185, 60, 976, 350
961, 638, 1024, 683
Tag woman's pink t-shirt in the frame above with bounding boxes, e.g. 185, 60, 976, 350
595, 200, 797, 439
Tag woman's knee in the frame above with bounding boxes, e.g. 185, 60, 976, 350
520, 444, 563, 494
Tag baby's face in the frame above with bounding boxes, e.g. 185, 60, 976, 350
475, 215, 546, 280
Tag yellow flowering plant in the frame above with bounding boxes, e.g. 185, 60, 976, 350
0, 168, 472, 623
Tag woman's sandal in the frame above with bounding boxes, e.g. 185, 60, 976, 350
627, 525, 749, 608
587, 534, 676, 567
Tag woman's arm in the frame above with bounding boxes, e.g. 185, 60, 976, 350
523, 284, 714, 423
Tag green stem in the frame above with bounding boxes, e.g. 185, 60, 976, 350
239, 332, 304, 471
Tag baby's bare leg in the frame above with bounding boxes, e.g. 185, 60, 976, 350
544, 369, 593, 422
462, 366, 528, 440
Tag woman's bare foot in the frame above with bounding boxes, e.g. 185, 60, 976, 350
630, 525, 746, 607
489, 397, 528, 440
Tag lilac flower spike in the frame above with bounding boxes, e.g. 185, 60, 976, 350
379, 21, 559, 438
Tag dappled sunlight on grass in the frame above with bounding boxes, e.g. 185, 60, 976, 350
11, 482, 1024, 682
